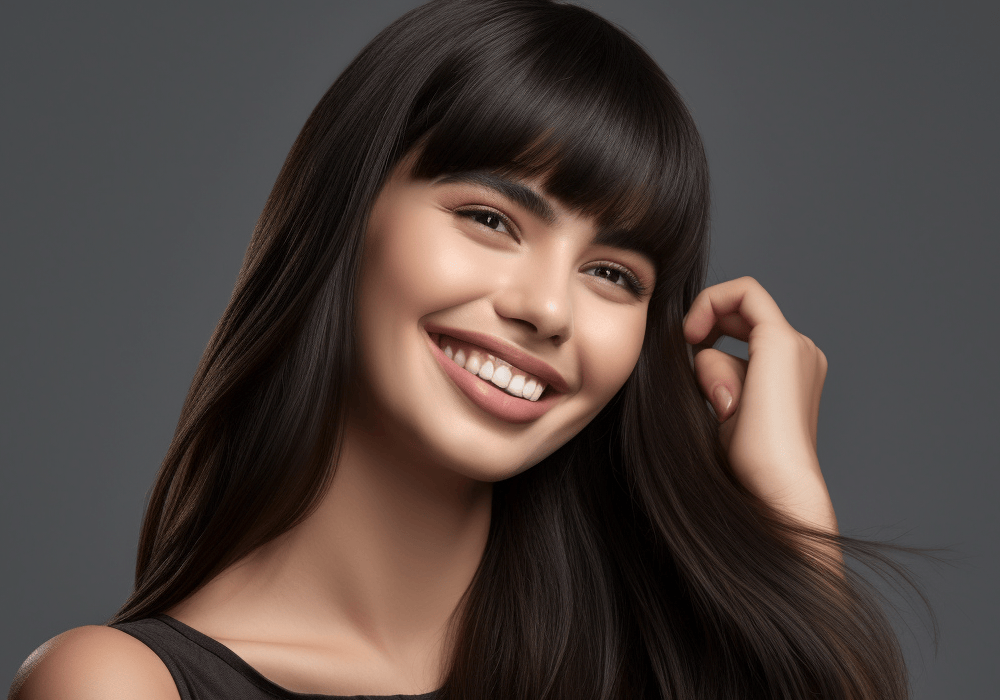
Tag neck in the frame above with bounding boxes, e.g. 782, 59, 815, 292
292, 414, 493, 645
168, 410, 492, 682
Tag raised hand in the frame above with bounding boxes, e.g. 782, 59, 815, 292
683, 277, 836, 534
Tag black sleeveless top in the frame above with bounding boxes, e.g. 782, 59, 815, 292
111, 615, 440, 700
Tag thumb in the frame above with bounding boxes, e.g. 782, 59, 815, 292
692, 347, 748, 422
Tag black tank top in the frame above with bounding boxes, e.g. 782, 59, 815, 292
111, 615, 440, 700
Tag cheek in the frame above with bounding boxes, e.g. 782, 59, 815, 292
576, 300, 647, 402
367, 209, 489, 316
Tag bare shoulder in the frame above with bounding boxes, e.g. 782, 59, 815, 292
8, 625, 179, 700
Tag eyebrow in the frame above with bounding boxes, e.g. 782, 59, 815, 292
433, 171, 557, 225
432, 171, 655, 274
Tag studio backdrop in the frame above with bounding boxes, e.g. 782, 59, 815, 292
2, 2, 997, 698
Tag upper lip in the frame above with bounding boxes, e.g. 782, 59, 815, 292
424, 323, 570, 394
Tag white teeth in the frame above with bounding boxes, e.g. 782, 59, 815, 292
477, 360, 494, 381
507, 374, 525, 397
464, 352, 482, 375
440, 336, 549, 401
491, 365, 511, 389
521, 378, 537, 399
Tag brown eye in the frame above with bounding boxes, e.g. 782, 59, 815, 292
472, 211, 504, 230
457, 208, 515, 237
591, 267, 624, 285
583, 263, 647, 296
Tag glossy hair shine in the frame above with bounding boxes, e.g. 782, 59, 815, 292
112, 1, 915, 697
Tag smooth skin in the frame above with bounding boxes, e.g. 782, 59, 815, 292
9, 165, 834, 699
685, 278, 835, 534
351, 153, 657, 485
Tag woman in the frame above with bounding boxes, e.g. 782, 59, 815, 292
10, 0, 910, 698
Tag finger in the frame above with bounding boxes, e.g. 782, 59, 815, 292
691, 315, 752, 354
683, 277, 788, 346
693, 347, 748, 422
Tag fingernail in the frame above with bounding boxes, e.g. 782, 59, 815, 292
713, 385, 733, 418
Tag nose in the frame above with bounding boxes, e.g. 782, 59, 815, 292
491, 255, 574, 344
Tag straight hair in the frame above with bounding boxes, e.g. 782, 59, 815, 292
111, 1, 918, 697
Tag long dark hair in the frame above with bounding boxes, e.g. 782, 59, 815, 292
111, 1, 915, 697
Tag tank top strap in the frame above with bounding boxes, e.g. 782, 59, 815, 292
110, 615, 439, 700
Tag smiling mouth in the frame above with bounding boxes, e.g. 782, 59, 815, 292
431, 333, 548, 402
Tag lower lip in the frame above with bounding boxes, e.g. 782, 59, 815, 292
424, 331, 561, 424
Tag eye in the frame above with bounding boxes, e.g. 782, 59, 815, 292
583, 263, 647, 296
455, 207, 517, 239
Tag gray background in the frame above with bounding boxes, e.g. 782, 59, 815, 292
2, 1, 997, 697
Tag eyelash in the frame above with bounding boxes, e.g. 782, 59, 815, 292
456, 207, 517, 239
455, 207, 647, 296
583, 263, 647, 296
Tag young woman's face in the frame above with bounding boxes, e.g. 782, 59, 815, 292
352, 153, 656, 481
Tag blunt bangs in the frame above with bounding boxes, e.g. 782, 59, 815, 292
403, 1, 709, 290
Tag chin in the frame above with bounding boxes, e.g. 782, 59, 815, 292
424, 412, 594, 484
414, 427, 546, 483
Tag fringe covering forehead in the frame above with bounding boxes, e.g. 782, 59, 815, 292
403, 1, 709, 284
